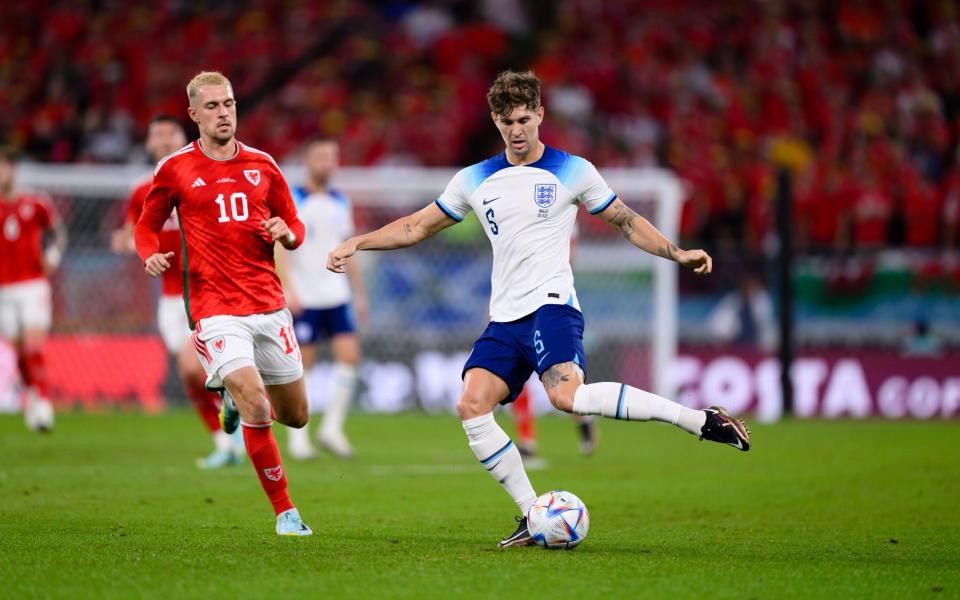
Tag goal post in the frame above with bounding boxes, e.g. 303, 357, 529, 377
16, 163, 684, 407
603, 168, 683, 399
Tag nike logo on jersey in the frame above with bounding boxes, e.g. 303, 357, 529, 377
537, 352, 551, 367
482, 196, 501, 205
191, 178, 206, 188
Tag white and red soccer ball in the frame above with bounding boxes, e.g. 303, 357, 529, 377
526, 490, 589, 549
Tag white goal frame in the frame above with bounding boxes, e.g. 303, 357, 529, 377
18, 163, 684, 397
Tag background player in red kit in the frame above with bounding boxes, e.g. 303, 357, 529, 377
0, 146, 67, 432
134, 71, 312, 536
112, 115, 244, 469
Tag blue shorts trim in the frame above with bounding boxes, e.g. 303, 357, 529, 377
293, 304, 355, 344
462, 304, 586, 404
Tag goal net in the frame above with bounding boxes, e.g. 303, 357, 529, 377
10, 163, 683, 413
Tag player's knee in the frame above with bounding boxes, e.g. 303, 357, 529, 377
20, 329, 46, 353
457, 390, 493, 420
231, 380, 268, 413
332, 335, 360, 365
282, 406, 309, 429
546, 388, 575, 413
340, 348, 360, 365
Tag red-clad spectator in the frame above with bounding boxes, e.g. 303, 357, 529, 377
901, 171, 942, 247
0, 0, 957, 253
837, 0, 884, 44
795, 162, 850, 252
848, 165, 894, 249
940, 158, 960, 249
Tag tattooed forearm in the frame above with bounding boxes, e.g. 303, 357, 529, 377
609, 203, 640, 241
657, 243, 680, 261
403, 223, 414, 242
657, 243, 679, 261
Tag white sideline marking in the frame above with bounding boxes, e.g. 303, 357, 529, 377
366, 464, 477, 477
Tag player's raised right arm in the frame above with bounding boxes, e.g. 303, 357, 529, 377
327, 203, 455, 273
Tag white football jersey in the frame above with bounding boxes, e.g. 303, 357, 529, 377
436, 145, 616, 322
286, 186, 354, 308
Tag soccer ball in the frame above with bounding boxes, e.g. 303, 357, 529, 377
526, 490, 589, 549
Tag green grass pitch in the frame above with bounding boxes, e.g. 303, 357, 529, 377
1, 411, 958, 599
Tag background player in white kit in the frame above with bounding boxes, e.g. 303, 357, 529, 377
329, 70, 751, 547
279, 139, 367, 460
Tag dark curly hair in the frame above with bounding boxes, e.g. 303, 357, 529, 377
487, 70, 541, 118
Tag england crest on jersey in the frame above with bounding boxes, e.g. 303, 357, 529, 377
534, 183, 557, 208
244, 169, 261, 186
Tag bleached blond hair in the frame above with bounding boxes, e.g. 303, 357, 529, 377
186, 71, 233, 104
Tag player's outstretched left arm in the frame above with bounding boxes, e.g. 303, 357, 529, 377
596, 198, 712, 275
328, 203, 455, 273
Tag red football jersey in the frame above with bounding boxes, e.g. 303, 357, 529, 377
0, 193, 54, 285
134, 141, 305, 324
125, 175, 183, 296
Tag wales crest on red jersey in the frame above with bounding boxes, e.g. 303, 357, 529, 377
244, 170, 261, 186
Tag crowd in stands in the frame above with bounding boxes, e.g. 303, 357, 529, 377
3, 0, 960, 252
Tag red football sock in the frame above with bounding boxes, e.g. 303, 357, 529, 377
186, 378, 222, 433
18, 350, 48, 397
242, 422, 294, 515
513, 388, 535, 445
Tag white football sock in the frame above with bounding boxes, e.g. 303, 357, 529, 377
286, 424, 312, 448
321, 363, 356, 436
213, 430, 233, 453
462, 413, 537, 514
572, 382, 706, 435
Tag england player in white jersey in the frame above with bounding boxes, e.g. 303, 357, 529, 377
328, 70, 751, 547
279, 139, 367, 460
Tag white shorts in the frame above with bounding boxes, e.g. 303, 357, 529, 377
0, 279, 52, 340
157, 295, 190, 353
192, 309, 303, 390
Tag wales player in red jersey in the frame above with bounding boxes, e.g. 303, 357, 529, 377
134, 72, 312, 536
113, 115, 243, 469
0, 146, 67, 432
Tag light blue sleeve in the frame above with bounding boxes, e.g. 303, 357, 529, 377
434, 168, 472, 222
575, 160, 618, 215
